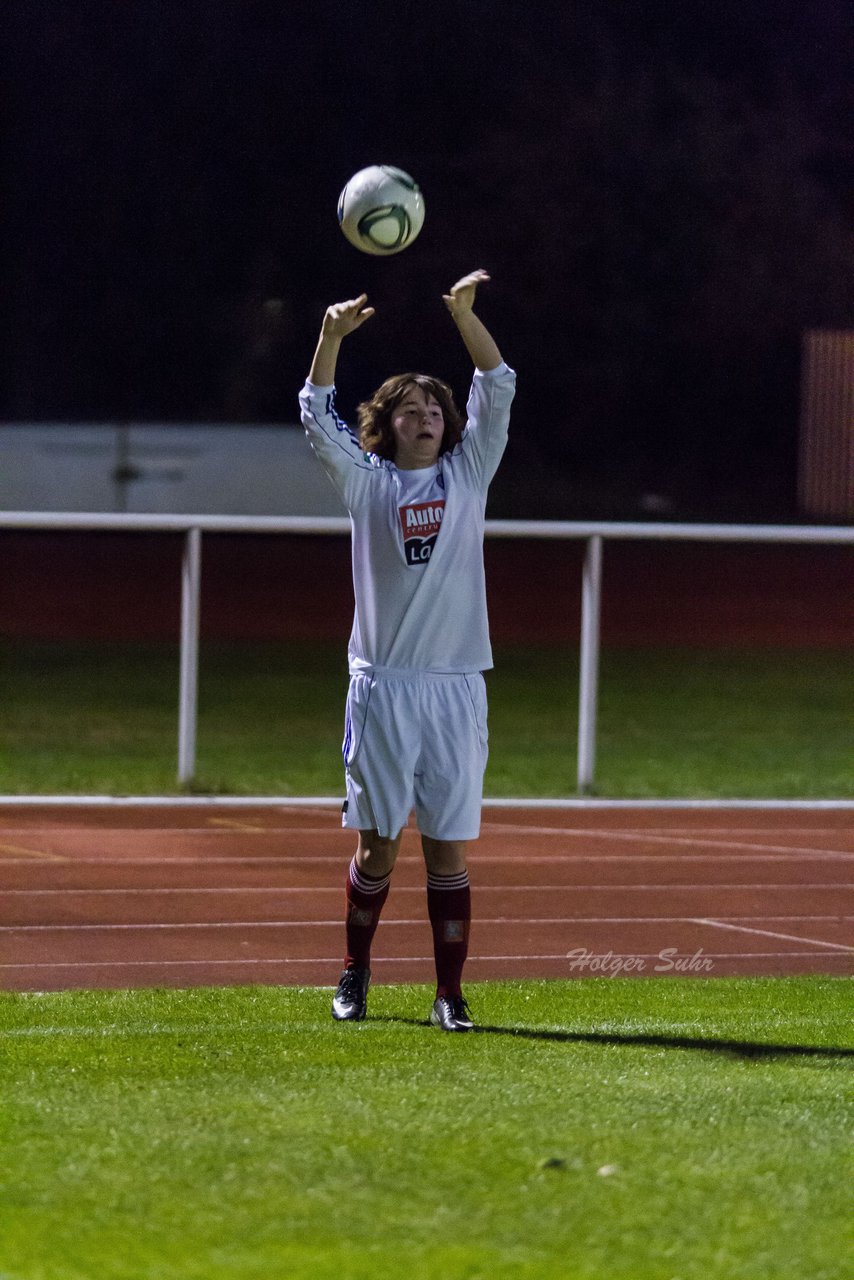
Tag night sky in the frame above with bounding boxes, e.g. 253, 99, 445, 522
3, 0, 852, 517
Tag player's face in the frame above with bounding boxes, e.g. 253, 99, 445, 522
390, 385, 445, 469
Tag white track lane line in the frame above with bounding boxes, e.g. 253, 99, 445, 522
478, 825, 854, 858
609, 827, 854, 835
2, 880, 852, 898
2, 883, 852, 896
0, 855, 850, 865
7, 914, 854, 925
3, 951, 853, 973
2, 952, 853, 978
4, 796, 854, 808
0, 826, 340, 839
4, 914, 852, 932
3, 851, 852, 866
1, 824, 852, 849
0, 957, 431, 969
691, 918, 854, 953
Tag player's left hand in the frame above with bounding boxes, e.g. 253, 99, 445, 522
443, 269, 490, 317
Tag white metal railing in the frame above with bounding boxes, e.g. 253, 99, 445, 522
3, 512, 853, 792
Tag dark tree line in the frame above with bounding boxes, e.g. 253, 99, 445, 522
3, 0, 851, 516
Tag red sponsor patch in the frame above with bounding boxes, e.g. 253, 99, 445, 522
399, 500, 445, 566
399, 500, 445, 538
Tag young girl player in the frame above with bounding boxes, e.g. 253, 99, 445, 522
298, 270, 515, 1031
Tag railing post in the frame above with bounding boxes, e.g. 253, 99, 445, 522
577, 534, 603, 794
178, 527, 202, 786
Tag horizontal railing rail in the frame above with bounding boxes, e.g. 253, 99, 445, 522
3, 512, 852, 792
3, 510, 854, 541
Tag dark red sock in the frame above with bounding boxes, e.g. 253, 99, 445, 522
426, 869, 471, 999
344, 857, 391, 970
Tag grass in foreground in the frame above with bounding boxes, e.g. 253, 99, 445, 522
0, 640, 851, 797
1, 978, 852, 1280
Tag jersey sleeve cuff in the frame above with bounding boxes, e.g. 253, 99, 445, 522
474, 361, 513, 379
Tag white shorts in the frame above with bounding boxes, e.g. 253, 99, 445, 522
341, 668, 489, 841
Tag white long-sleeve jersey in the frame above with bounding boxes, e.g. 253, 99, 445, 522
298, 362, 516, 674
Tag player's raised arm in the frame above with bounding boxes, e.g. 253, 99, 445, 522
442, 270, 503, 372
308, 294, 375, 386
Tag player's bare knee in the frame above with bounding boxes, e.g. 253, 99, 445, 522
422, 836, 468, 876
356, 829, 402, 877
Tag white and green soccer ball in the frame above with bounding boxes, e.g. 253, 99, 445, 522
337, 165, 425, 255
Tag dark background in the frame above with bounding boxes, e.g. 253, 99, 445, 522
3, 0, 852, 519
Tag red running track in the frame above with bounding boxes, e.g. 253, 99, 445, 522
1, 804, 852, 992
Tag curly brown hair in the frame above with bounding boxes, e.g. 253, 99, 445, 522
356, 373, 465, 462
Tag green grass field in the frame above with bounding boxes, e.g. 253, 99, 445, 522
1, 978, 851, 1280
1, 639, 851, 796
2, 639, 852, 1276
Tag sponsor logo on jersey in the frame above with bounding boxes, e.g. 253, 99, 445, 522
399, 500, 445, 566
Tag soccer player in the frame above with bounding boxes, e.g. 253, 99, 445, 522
298, 270, 515, 1031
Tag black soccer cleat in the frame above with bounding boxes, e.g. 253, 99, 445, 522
430, 995, 474, 1032
332, 966, 370, 1021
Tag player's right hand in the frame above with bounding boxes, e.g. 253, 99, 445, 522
322, 294, 375, 338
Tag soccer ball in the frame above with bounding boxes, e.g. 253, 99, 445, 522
337, 165, 425, 256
